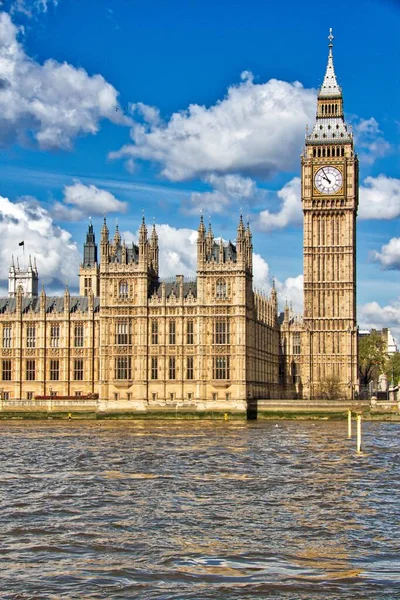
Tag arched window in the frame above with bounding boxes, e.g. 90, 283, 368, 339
216, 279, 227, 300
119, 281, 128, 299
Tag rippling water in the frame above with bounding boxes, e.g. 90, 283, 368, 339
1, 420, 400, 599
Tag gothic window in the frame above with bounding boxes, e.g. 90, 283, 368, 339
292, 333, 301, 355
3, 326, 12, 348
186, 320, 194, 345
169, 356, 176, 380
213, 356, 230, 380
2, 359, 11, 381
292, 362, 298, 384
74, 324, 84, 347
26, 360, 36, 381
216, 279, 227, 300
213, 320, 230, 344
151, 321, 158, 345
26, 326, 36, 348
50, 325, 60, 348
74, 359, 84, 381
50, 360, 59, 381
115, 357, 131, 380
169, 320, 176, 345
186, 356, 194, 380
115, 320, 130, 345
119, 281, 128, 299
84, 277, 92, 297
151, 357, 158, 379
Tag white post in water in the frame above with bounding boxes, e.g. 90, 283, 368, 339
356, 415, 362, 453
348, 410, 352, 439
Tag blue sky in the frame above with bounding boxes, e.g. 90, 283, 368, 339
0, 0, 399, 333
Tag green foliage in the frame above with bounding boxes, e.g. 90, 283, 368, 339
384, 352, 400, 385
358, 332, 387, 385
315, 375, 346, 401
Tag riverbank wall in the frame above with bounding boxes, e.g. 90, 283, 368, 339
1, 397, 400, 420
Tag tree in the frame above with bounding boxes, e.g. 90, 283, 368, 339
384, 352, 400, 386
315, 375, 346, 401
358, 332, 387, 385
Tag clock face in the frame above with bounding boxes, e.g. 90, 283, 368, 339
314, 166, 343, 194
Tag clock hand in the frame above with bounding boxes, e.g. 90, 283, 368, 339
320, 169, 332, 184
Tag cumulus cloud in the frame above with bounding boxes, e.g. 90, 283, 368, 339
372, 237, 400, 270
257, 177, 302, 231
359, 300, 400, 339
110, 72, 316, 181
183, 173, 259, 215
275, 274, 304, 314
353, 117, 391, 165
53, 181, 127, 222
0, 194, 80, 289
0, 11, 127, 150
359, 175, 400, 220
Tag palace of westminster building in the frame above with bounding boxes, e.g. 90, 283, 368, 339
0, 31, 358, 408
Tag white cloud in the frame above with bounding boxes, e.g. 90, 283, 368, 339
359, 175, 400, 220
0, 194, 80, 288
0, 11, 127, 150
353, 117, 390, 165
110, 72, 316, 181
257, 177, 302, 231
359, 300, 400, 340
1, 0, 59, 17
53, 180, 127, 222
372, 237, 400, 270
183, 173, 258, 215
275, 274, 304, 314
252, 253, 270, 289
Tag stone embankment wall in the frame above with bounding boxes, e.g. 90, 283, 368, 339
1, 397, 399, 420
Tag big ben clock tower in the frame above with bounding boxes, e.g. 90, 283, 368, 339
302, 29, 358, 399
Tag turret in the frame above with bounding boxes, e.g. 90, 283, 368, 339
113, 223, 121, 247
271, 278, 278, 314
219, 237, 224, 264
80, 219, 100, 296
139, 215, 148, 267
40, 284, 46, 313
8, 251, 39, 297
100, 217, 109, 262
150, 222, 159, 274
236, 214, 246, 266
206, 219, 214, 257
83, 218, 98, 267
197, 214, 206, 266
245, 218, 253, 270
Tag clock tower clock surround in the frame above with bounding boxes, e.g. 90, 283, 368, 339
301, 29, 359, 400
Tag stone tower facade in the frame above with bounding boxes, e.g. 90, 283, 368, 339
79, 219, 100, 297
8, 255, 39, 298
301, 29, 358, 399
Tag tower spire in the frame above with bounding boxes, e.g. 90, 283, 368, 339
319, 28, 341, 98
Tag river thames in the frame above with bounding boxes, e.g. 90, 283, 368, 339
1, 420, 399, 599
